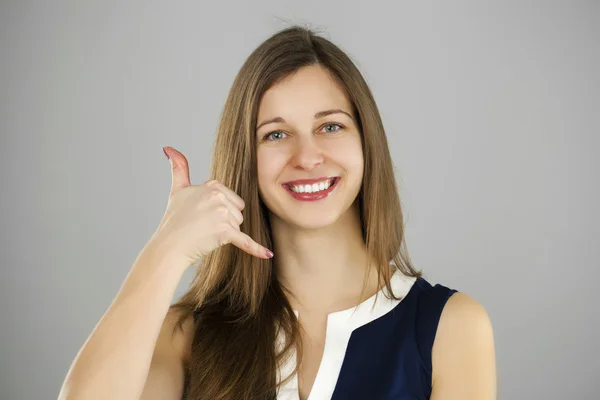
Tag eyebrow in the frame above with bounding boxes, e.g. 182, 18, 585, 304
256, 109, 354, 131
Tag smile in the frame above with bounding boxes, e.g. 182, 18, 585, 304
282, 177, 340, 201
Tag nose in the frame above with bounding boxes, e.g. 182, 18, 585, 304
291, 135, 324, 171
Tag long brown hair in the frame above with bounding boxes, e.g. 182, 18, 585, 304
169, 25, 422, 400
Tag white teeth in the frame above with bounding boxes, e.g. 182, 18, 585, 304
289, 179, 334, 193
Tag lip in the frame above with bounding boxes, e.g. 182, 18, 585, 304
282, 176, 336, 186
282, 177, 340, 202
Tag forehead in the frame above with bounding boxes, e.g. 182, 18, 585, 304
257, 65, 352, 121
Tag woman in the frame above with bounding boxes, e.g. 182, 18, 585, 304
59, 26, 496, 400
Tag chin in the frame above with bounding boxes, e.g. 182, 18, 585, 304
283, 211, 342, 231
267, 199, 357, 232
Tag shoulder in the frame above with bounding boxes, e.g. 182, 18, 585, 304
431, 292, 497, 399
159, 309, 195, 364
438, 291, 491, 330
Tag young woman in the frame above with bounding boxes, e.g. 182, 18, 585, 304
59, 26, 496, 400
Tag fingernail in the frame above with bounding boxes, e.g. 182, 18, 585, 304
266, 250, 274, 258
162, 147, 170, 160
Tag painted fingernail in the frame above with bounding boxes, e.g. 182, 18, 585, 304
162, 147, 170, 160
266, 250, 274, 258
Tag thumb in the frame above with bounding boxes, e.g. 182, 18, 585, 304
163, 146, 191, 195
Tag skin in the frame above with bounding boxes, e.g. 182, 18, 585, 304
255, 64, 497, 399
256, 64, 375, 315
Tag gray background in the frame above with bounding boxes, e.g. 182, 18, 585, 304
1, 1, 598, 399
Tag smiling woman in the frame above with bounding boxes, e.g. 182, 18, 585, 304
58, 25, 496, 400
174, 28, 495, 400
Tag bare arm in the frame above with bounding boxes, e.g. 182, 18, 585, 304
139, 310, 194, 400
430, 292, 497, 400
58, 241, 190, 400
57, 146, 270, 400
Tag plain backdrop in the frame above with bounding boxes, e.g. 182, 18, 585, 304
1, 1, 598, 399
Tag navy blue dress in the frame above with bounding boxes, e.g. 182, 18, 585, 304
275, 272, 457, 400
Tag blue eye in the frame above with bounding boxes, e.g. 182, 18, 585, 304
261, 122, 345, 142
263, 131, 287, 141
322, 123, 343, 133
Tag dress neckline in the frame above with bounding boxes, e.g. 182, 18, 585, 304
277, 268, 418, 400
291, 268, 404, 319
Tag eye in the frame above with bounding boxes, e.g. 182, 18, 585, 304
321, 122, 344, 133
262, 130, 288, 141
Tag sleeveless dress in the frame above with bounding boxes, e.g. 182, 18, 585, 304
185, 271, 457, 400
275, 271, 457, 400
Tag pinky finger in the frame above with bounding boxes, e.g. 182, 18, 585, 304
229, 230, 273, 259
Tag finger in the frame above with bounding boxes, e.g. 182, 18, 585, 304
164, 147, 191, 195
228, 230, 273, 259
227, 211, 241, 232
209, 180, 246, 211
218, 199, 243, 228
223, 200, 244, 226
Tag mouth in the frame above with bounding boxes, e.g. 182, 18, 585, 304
282, 177, 340, 201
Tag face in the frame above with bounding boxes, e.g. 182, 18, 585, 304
255, 65, 364, 230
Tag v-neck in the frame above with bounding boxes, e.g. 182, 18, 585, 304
276, 270, 417, 400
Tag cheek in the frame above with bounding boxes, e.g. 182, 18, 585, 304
328, 136, 364, 174
256, 147, 288, 189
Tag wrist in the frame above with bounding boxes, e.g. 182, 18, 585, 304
138, 237, 191, 277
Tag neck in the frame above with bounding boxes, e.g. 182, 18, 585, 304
270, 202, 381, 315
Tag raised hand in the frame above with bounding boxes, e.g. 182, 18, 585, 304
151, 146, 273, 269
